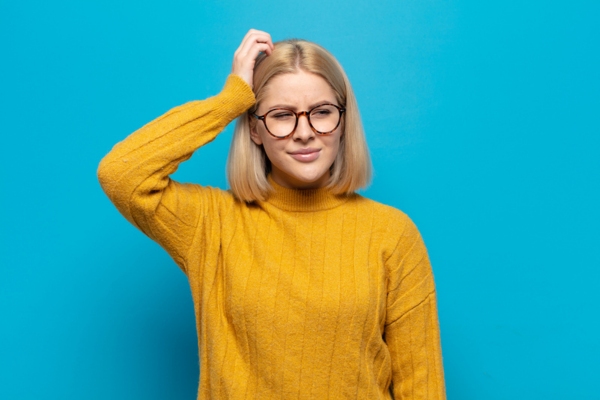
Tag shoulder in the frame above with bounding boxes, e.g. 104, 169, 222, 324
350, 194, 418, 233
349, 195, 425, 258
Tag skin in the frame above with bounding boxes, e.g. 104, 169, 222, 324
231, 29, 343, 190
250, 71, 343, 189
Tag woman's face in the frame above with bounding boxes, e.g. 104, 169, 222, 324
250, 70, 343, 190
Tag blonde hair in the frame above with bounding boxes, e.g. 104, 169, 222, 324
227, 39, 372, 202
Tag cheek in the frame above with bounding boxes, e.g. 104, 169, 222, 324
328, 135, 342, 156
260, 138, 285, 162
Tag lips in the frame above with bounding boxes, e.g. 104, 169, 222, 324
288, 148, 321, 162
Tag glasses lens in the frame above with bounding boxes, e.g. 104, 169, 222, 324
265, 109, 297, 138
309, 105, 340, 134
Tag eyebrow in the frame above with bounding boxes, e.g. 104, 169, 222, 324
266, 101, 337, 111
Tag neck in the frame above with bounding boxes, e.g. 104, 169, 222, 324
261, 176, 351, 212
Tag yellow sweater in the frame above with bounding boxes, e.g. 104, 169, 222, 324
97, 75, 446, 399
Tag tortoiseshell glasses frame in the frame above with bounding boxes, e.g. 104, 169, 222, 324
252, 103, 346, 139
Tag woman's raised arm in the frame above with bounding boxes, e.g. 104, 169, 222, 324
97, 30, 272, 271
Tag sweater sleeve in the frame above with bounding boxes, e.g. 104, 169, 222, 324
384, 215, 446, 400
97, 74, 255, 273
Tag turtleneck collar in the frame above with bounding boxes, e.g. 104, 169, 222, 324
261, 176, 351, 212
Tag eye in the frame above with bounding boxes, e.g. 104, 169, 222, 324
310, 106, 334, 119
270, 110, 295, 120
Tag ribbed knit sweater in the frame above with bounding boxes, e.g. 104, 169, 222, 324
97, 75, 446, 399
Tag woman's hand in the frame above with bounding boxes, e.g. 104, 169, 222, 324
231, 29, 274, 88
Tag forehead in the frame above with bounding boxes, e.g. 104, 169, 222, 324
261, 71, 336, 108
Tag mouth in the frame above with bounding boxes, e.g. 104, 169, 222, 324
288, 148, 321, 162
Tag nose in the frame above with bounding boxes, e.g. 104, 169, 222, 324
292, 112, 315, 142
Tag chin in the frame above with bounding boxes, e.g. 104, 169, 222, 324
293, 171, 329, 188
271, 163, 332, 189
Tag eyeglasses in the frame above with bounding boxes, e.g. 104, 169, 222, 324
253, 103, 345, 139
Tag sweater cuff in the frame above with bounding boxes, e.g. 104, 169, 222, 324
212, 74, 256, 122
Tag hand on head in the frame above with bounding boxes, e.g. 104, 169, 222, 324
231, 29, 274, 88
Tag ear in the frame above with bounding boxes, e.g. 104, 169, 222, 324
248, 115, 263, 145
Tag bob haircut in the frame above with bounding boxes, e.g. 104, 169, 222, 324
227, 39, 372, 202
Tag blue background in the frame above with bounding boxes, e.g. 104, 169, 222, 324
1, 1, 599, 399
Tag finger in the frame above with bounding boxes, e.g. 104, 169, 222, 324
250, 30, 274, 52
235, 40, 272, 65
231, 42, 272, 79
236, 39, 271, 60
237, 30, 273, 57
236, 29, 266, 54
233, 42, 272, 70
246, 28, 272, 44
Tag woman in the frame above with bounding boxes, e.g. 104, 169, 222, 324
98, 29, 446, 399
